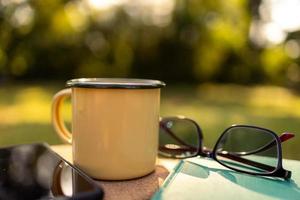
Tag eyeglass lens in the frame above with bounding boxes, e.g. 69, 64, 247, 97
159, 118, 200, 158
215, 126, 279, 174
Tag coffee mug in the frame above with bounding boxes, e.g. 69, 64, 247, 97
51, 78, 165, 180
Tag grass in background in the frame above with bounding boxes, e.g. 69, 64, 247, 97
0, 83, 68, 146
0, 83, 299, 160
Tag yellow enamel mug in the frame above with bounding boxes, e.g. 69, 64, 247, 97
51, 78, 165, 180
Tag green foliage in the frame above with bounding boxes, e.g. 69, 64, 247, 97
0, 0, 299, 85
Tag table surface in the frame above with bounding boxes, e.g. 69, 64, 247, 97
51, 145, 179, 200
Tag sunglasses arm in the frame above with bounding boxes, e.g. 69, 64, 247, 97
160, 143, 292, 179
280, 132, 295, 142
214, 151, 291, 180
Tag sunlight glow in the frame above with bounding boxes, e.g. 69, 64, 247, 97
124, 0, 175, 26
258, 0, 300, 44
0, 0, 27, 6
262, 22, 286, 44
270, 0, 300, 32
10, 4, 34, 27
87, 0, 124, 10
86, 0, 174, 27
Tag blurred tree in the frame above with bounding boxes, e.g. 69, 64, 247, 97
0, 0, 299, 85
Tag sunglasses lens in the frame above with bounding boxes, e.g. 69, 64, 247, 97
159, 118, 201, 158
214, 126, 279, 174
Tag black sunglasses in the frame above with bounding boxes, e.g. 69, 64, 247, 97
159, 116, 295, 180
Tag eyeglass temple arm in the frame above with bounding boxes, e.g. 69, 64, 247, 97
232, 132, 295, 156
212, 150, 275, 171
214, 151, 291, 179
280, 132, 295, 142
159, 145, 291, 179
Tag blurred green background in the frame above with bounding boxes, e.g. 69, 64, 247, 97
0, 0, 300, 160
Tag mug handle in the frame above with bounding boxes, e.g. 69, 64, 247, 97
52, 88, 72, 144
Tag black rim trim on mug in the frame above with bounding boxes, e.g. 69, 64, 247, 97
66, 78, 166, 89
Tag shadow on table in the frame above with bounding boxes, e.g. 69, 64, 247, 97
182, 161, 300, 199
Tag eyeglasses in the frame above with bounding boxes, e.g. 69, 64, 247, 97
159, 116, 295, 180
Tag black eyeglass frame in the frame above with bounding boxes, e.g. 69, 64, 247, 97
159, 116, 292, 180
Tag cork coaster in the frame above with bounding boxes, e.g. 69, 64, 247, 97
96, 165, 169, 200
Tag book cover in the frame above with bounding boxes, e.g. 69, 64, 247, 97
152, 157, 300, 200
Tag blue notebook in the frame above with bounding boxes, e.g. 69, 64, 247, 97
152, 157, 300, 200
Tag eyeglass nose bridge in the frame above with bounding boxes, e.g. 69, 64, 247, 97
202, 148, 214, 158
